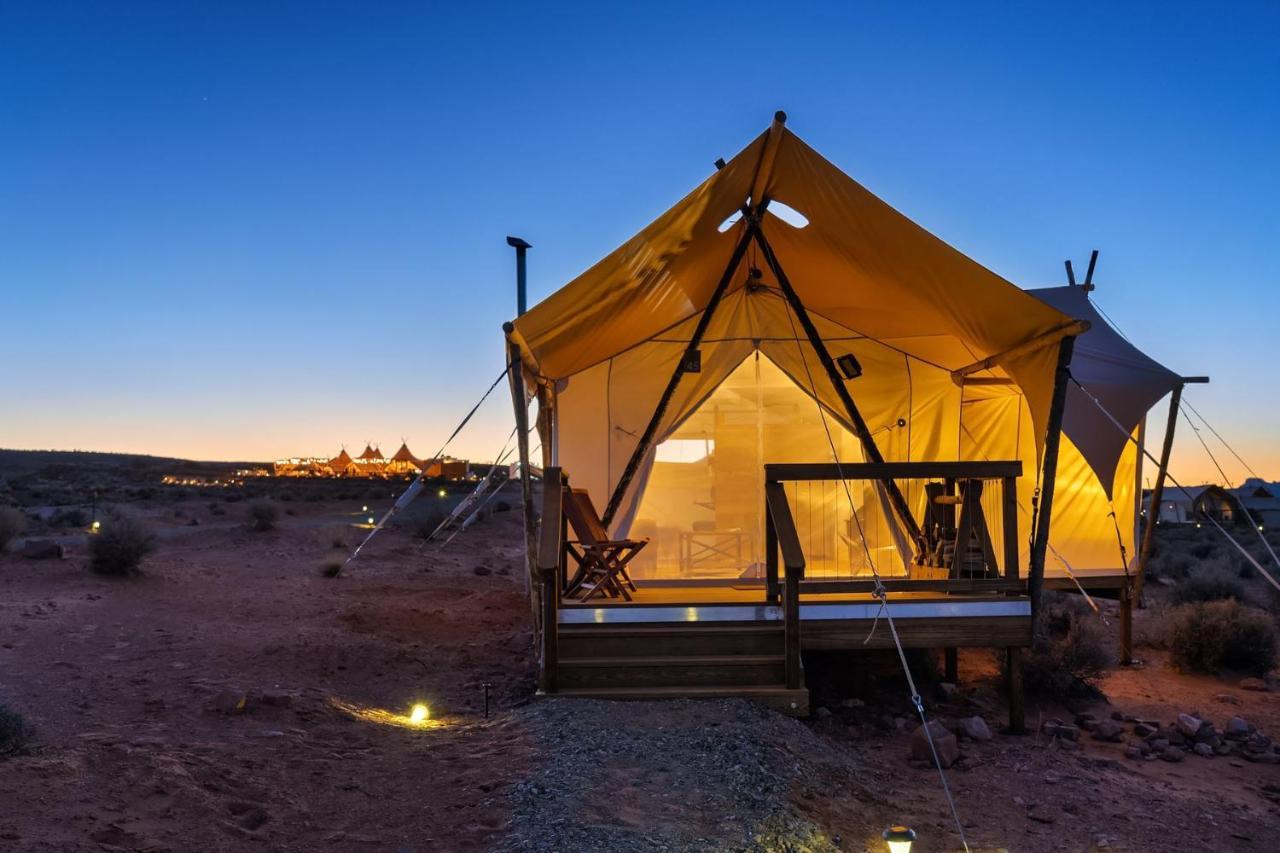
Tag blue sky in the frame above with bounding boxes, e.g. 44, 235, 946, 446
1, 2, 1277, 482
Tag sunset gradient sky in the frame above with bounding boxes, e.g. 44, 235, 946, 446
2, 3, 1277, 486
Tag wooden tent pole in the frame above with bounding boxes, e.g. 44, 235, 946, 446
1027, 335, 1078, 625
504, 331, 539, 617
751, 226, 923, 546
600, 219, 760, 528
1134, 382, 1184, 603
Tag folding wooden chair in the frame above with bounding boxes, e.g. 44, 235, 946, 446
562, 488, 647, 601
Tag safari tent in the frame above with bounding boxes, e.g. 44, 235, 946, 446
504, 114, 1186, 717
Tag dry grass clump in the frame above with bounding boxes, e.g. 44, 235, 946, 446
247, 499, 278, 532
0, 506, 25, 551
89, 515, 157, 576
1012, 592, 1113, 699
1168, 599, 1277, 676
0, 700, 32, 757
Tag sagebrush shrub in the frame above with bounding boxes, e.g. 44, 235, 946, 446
247, 499, 278, 532
89, 516, 157, 576
1172, 565, 1245, 604
1169, 600, 1278, 675
1013, 592, 1113, 699
0, 507, 24, 551
0, 700, 32, 757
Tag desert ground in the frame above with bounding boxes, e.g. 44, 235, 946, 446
1, 456, 1279, 851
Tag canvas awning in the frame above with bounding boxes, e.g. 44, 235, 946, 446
1029, 285, 1180, 497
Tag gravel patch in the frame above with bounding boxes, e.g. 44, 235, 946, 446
498, 698, 869, 852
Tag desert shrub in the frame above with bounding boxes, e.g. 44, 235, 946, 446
89, 516, 156, 576
0, 700, 33, 757
413, 507, 446, 540
1190, 543, 1216, 560
1151, 552, 1194, 580
49, 508, 88, 528
0, 507, 25, 550
247, 499, 278, 532
1172, 565, 1245, 605
1169, 600, 1278, 675
1013, 592, 1113, 699
319, 558, 344, 578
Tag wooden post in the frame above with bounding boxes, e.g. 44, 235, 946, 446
785, 564, 801, 689
766, 495, 779, 603
1119, 581, 1133, 666
752, 226, 923, 546
1135, 383, 1183, 602
1002, 475, 1019, 581
1028, 335, 1077, 625
767, 481, 806, 691
536, 467, 564, 693
601, 220, 759, 528
1006, 647, 1024, 733
504, 330, 539, 613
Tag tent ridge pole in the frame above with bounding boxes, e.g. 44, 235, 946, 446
601, 216, 761, 529
750, 224, 923, 546
1027, 335, 1078, 626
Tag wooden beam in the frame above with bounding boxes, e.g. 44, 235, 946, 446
601, 219, 759, 528
1027, 336, 1078, 625
1119, 581, 1133, 666
536, 467, 564, 693
1002, 475, 1019, 581
504, 334, 539, 623
765, 482, 805, 573
950, 319, 1089, 384
752, 226, 923, 545
766, 460, 1022, 481
1135, 382, 1183, 601
799, 577, 1026, 595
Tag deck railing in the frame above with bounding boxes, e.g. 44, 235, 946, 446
764, 460, 1028, 686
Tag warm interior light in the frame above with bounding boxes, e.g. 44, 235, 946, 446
883, 825, 916, 853
409, 703, 429, 725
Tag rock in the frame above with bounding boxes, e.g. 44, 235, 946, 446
208, 690, 248, 715
1124, 745, 1145, 760
1111, 710, 1125, 721
908, 720, 960, 768
1091, 721, 1126, 742
842, 697, 865, 709
1193, 742, 1214, 757
938, 682, 959, 697
1214, 693, 1242, 705
814, 706, 832, 720
1239, 677, 1269, 692
473, 566, 492, 576
1226, 717, 1252, 739
958, 715, 993, 741
260, 690, 293, 708
1243, 751, 1280, 765
1159, 746, 1185, 763
1245, 733, 1272, 753
1075, 713, 1099, 732
1133, 722, 1158, 738
1176, 713, 1203, 738
1215, 742, 1233, 756
21, 540, 65, 560
1042, 720, 1079, 741
1027, 805, 1056, 824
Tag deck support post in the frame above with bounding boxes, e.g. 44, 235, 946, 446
1028, 335, 1078, 627
1006, 647, 1025, 733
1135, 382, 1183, 604
944, 648, 958, 685
504, 332, 539, 624
765, 496, 779, 602
784, 565, 801, 690
751, 227, 923, 547
536, 467, 565, 693
1119, 582, 1134, 666
601, 219, 760, 529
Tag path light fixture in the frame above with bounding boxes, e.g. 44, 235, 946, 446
409, 703, 430, 726
90, 520, 101, 533
367, 516, 375, 525
362, 504, 368, 512
882, 825, 916, 853
438, 489, 447, 498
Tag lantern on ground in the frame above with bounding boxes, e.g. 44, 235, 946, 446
882, 825, 915, 853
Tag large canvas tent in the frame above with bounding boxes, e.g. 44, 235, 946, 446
506, 114, 1173, 589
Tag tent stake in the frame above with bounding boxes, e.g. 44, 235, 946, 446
751, 225, 923, 547
1027, 335, 1078, 626
601, 218, 760, 528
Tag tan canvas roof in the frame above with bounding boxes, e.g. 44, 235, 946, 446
510, 115, 1077, 443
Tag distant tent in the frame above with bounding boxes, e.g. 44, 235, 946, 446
386, 442, 425, 475
358, 444, 384, 461
329, 448, 354, 469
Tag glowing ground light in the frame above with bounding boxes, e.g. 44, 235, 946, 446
367, 516, 375, 524
91, 520, 101, 532
882, 825, 916, 853
438, 489, 447, 498
409, 703, 429, 725
362, 504, 368, 511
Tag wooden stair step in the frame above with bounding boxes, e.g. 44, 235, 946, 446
559, 623, 783, 657
543, 685, 809, 716
558, 654, 784, 689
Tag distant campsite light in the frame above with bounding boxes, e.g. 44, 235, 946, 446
882, 825, 916, 853
367, 516, 375, 525
409, 703, 429, 725
90, 520, 101, 532
1259, 524, 1265, 532
438, 489, 447, 498
362, 504, 368, 512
